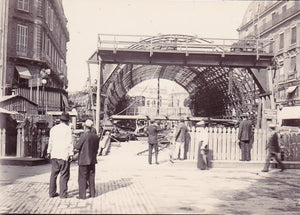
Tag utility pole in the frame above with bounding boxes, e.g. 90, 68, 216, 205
0, 0, 8, 96
95, 57, 102, 134
157, 77, 160, 116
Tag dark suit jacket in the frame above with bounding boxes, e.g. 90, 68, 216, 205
238, 119, 252, 141
75, 130, 100, 165
267, 131, 280, 153
147, 124, 159, 144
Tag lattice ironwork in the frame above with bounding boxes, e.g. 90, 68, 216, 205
95, 34, 273, 117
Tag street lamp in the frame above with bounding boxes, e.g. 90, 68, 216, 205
41, 78, 47, 114
40, 69, 50, 115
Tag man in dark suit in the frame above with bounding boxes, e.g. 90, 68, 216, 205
74, 119, 100, 199
147, 119, 160, 165
261, 123, 285, 172
238, 113, 253, 161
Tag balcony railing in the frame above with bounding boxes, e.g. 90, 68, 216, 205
98, 34, 274, 55
259, 3, 300, 34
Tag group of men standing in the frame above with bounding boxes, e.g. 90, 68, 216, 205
148, 113, 285, 173
238, 113, 285, 172
47, 111, 285, 200
147, 117, 209, 170
47, 112, 99, 200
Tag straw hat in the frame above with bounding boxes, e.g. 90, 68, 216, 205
85, 119, 94, 128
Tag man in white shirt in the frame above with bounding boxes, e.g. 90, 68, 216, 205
47, 112, 73, 198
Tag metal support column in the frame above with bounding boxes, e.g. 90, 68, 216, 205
95, 57, 102, 134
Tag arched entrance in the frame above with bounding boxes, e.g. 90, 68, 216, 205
87, 34, 274, 132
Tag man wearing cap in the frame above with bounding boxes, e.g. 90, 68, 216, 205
147, 119, 160, 165
173, 117, 189, 160
47, 112, 73, 198
238, 113, 253, 161
262, 123, 285, 172
74, 119, 100, 199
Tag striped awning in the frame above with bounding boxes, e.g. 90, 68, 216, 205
286, 86, 298, 94
16, 66, 32, 79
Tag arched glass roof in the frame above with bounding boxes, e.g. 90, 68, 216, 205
96, 34, 270, 118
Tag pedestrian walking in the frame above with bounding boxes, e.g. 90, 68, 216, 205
47, 112, 73, 198
238, 113, 253, 161
196, 121, 209, 170
147, 119, 160, 165
261, 123, 285, 172
74, 119, 100, 199
173, 117, 189, 160
98, 130, 111, 156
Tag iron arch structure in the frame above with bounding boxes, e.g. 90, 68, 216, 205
88, 34, 274, 130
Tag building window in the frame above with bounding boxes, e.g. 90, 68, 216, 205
291, 27, 297, 45
288, 56, 296, 80
18, 0, 29, 12
279, 33, 284, 50
254, 24, 257, 35
272, 12, 277, 24
278, 66, 285, 82
50, 8, 54, 31
37, 0, 42, 16
262, 18, 266, 29
152, 100, 156, 107
282, 5, 286, 14
46, 1, 49, 23
46, 2, 53, 30
16, 24, 28, 54
269, 42, 273, 53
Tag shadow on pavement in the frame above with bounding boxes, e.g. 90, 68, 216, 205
67, 178, 133, 198
0, 163, 51, 186
214, 170, 300, 214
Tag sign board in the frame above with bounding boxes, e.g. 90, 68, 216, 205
263, 109, 277, 119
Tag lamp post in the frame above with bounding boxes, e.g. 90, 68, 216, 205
41, 78, 47, 114
40, 69, 50, 115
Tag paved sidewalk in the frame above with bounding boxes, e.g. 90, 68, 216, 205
0, 140, 300, 214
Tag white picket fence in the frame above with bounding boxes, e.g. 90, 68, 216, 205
188, 127, 268, 161
0, 128, 6, 156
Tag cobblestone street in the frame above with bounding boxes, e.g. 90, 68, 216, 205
0, 141, 300, 214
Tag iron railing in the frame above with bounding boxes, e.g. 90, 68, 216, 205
97, 34, 274, 56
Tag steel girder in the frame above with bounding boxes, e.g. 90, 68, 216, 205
93, 34, 274, 117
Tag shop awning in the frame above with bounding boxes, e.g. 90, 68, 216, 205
286, 85, 298, 94
278, 106, 300, 119
16, 66, 32, 79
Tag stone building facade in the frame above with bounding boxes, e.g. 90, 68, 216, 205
238, 1, 300, 125
1, 0, 69, 117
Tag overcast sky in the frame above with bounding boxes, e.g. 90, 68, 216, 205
62, 0, 250, 92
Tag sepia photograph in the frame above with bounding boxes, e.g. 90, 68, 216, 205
0, 0, 300, 214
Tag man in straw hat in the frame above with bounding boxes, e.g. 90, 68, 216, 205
173, 116, 189, 160
47, 112, 73, 198
74, 119, 100, 199
261, 123, 285, 172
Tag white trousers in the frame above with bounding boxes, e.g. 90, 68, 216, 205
173, 141, 184, 159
